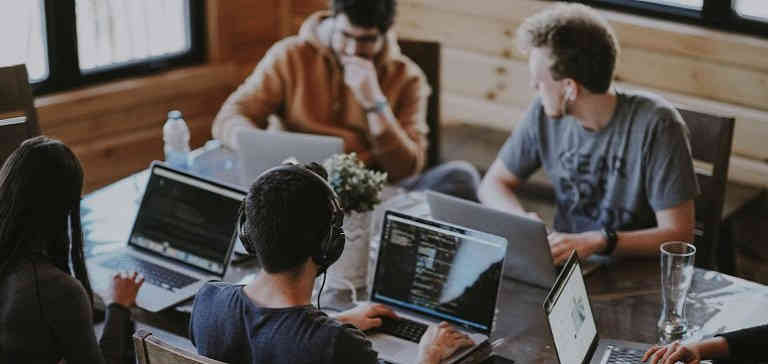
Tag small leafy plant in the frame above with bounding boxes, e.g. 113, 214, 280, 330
323, 153, 387, 214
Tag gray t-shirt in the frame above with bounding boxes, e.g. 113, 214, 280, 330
499, 90, 699, 233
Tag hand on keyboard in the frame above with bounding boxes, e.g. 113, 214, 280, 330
642, 342, 702, 364
335, 303, 398, 331
106, 271, 145, 308
417, 322, 475, 364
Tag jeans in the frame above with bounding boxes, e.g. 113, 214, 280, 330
397, 160, 480, 202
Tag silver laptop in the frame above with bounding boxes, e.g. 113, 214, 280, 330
544, 252, 651, 364
426, 191, 555, 289
87, 162, 245, 312
365, 210, 507, 364
236, 129, 343, 188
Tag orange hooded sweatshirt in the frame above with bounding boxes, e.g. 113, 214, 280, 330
212, 12, 431, 181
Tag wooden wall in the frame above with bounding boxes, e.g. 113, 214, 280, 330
32, 0, 768, 191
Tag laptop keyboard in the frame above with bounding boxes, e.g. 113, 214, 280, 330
371, 317, 429, 343
605, 346, 645, 364
100, 255, 199, 291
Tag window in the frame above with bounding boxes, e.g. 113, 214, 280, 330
636, 0, 702, 10
575, 0, 768, 38
30, 0, 205, 95
734, 0, 768, 21
0, 0, 48, 82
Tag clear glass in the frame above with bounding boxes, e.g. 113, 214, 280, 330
75, 0, 191, 71
734, 0, 768, 21
0, 0, 49, 82
658, 241, 696, 343
634, 0, 703, 10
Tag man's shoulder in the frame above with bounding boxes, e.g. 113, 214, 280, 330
194, 282, 242, 305
263, 36, 324, 62
620, 89, 681, 124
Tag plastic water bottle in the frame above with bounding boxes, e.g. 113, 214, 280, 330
162, 110, 191, 170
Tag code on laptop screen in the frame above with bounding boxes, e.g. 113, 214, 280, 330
372, 211, 507, 333
129, 167, 244, 275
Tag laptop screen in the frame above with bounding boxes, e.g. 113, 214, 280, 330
128, 165, 245, 276
544, 256, 598, 364
371, 211, 507, 334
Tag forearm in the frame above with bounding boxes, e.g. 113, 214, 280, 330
694, 337, 730, 360
367, 109, 425, 181
611, 225, 693, 257
99, 303, 135, 364
478, 178, 527, 215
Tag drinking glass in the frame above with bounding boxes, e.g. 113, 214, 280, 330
658, 241, 696, 343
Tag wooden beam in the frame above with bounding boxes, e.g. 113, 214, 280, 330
35, 64, 235, 127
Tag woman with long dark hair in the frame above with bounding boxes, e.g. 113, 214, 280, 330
0, 136, 144, 364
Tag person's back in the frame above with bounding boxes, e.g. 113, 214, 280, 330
190, 282, 376, 364
190, 162, 473, 364
0, 256, 97, 363
0, 136, 144, 364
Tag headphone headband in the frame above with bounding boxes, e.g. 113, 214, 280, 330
238, 163, 346, 274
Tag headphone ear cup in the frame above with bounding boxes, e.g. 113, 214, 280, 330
326, 227, 346, 266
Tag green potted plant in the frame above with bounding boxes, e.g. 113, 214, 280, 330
323, 153, 387, 289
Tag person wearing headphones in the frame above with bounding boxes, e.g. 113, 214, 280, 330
0, 136, 144, 364
189, 162, 473, 364
478, 4, 699, 265
212, 0, 480, 201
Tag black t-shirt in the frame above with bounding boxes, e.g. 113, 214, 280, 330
190, 282, 379, 364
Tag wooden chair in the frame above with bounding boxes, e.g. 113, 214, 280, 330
398, 39, 441, 168
0, 64, 41, 166
678, 108, 735, 271
133, 329, 227, 364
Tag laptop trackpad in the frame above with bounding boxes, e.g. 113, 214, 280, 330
369, 333, 419, 363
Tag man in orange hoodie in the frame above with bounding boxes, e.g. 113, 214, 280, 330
212, 0, 479, 200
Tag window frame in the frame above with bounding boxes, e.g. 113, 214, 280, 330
33, 0, 206, 95
572, 0, 768, 39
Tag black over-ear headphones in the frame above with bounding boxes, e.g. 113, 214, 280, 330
237, 163, 345, 275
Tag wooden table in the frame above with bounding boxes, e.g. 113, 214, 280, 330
84, 171, 768, 363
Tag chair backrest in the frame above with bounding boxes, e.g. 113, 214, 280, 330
133, 329, 227, 364
0, 64, 41, 166
678, 108, 735, 270
398, 39, 440, 168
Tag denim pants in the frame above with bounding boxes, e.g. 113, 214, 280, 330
397, 160, 480, 202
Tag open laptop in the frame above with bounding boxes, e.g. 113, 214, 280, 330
426, 190, 555, 289
544, 252, 651, 364
365, 210, 507, 364
87, 162, 246, 312
236, 129, 343, 188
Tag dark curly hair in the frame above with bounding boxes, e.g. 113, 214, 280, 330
516, 3, 619, 94
243, 163, 333, 274
331, 0, 397, 33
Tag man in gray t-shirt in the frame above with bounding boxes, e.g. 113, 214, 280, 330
478, 4, 698, 265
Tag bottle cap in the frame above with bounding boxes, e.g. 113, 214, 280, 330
167, 110, 182, 119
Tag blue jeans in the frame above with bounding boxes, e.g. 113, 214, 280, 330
397, 160, 480, 202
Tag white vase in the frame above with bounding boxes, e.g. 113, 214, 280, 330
326, 211, 372, 290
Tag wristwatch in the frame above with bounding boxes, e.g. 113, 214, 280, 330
364, 99, 389, 114
601, 226, 618, 255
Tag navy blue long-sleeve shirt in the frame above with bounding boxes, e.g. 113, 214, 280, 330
189, 282, 378, 364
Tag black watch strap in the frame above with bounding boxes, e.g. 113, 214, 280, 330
601, 227, 618, 255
